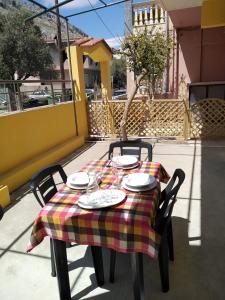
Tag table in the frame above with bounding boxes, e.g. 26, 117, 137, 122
28, 160, 170, 300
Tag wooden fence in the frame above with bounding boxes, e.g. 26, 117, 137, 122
87, 98, 225, 140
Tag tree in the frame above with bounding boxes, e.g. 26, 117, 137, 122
120, 28, 172, 140
111, 57, 126, 89
0, 10, 53, 110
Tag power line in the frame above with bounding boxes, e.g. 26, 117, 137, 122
87, 0, 123, 45
124, 21, 132, 35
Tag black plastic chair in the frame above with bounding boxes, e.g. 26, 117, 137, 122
109, 168, 185, 293
29, 164, 67, 277
0, 205, 4, 221
108, 139, 153, 161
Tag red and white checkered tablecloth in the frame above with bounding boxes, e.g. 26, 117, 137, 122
27, 160, 170, 259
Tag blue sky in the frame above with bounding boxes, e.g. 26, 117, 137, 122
37, 0, 126, 48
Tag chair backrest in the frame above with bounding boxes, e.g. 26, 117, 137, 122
154, 169, 185, 235
29, 164, 67, 207
108, 139, 153, 161
0, 205, 4, 221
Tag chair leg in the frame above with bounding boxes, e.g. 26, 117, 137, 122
91, 246, 104, 286
167, 221, 174, 261
158, 235, 169, 293
66, 242, 72, 248
50, 239, 56, 277
131, 252, 144, 300
109, 249, 116, 283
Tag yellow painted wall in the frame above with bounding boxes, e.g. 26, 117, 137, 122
202, 0, 225, 28
83, 42, 112, 62
0, 103, 84, 192
100, 61, 112, 100
68, 46, 89, 137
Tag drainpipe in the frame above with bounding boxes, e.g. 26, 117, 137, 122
175, 28, 180, 99
200, 29, 203, 82
165, 10, 169, 95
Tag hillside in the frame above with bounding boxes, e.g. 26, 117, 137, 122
0, 0, 87, 40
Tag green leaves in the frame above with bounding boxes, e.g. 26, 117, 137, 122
0, 9, 53, 80
121, 27, 172, 93
111, 57, 126, 89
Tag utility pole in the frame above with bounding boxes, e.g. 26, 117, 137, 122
55, 0, 66, 101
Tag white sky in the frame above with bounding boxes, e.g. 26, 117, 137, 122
105, 36, 123, 48
43, 0, 99, 9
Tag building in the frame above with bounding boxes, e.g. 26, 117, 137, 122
47, 40, 101, 89
125, 0, 225, 101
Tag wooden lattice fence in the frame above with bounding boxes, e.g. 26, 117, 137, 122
87, 99, 186, 138
86, 98, 225, 139
190, 98, 225, 138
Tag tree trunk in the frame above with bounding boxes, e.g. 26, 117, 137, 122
8, 84, 18, 111
120, 69, 147, 140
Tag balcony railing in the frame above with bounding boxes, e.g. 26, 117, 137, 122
0, 79, 74, 114
132, 1, 166, 27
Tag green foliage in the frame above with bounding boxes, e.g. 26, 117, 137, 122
111, 57, 126, 89
122, 27, 172, 96
0, 10, 53, 80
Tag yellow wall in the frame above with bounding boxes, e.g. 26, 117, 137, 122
0, 103, 84, 192
82, 41, 112, 62
67, 46, 89, 137
100, 61, 112, 100
201, 0, 225, 28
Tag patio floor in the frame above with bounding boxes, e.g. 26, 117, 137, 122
0, 139, 225, 300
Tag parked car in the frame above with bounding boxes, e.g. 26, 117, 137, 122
112, 89, 127, 100
85, 89, 94, 101
28, 90, 52, 100
24, 90, 53, 109
0, 98, 7, 106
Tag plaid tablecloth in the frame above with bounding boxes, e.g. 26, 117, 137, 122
28, 160, 170, 259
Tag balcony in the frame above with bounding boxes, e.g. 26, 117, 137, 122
132, 1, 166, 31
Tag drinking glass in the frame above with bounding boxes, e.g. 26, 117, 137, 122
85, 172, 99, 196
112, 158, 123, 189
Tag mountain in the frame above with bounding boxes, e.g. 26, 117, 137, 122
0, 0, 87, 40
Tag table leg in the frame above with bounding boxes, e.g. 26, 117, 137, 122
52, 239, 71, 300
131, 252, 144, 300
91, 246, 104, 286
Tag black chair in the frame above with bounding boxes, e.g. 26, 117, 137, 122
0, 205, 4, 221
109, 168, 185, 293
108, 139, 153, 161
29, 164, 67, 277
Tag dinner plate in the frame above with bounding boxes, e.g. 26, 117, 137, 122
125, 173, 156, 188
67, 172, 89, 187
66, 181, 93, 190
78, 189, 126, 209
67, 172, 101, 190
121, 179, 157, 192
121, 162, 139, 170
112, 155, 138, 168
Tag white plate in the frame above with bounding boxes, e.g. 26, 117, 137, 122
66, 181, 90, 190
125, 174, 156, 188
67, 172, 101, 189
121, 179, 157, 192
112, 155, 138, 167
121, 162, 139, 170
78, 189, 126, 209
67, 172, 89, 187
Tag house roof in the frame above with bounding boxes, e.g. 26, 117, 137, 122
70, 37, 113, 54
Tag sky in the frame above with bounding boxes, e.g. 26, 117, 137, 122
37, 0, 127, 48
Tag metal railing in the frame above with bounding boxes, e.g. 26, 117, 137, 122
0, 79, 75, 114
